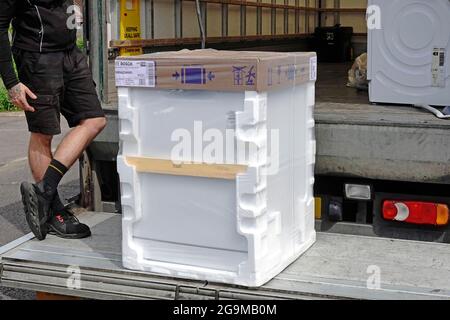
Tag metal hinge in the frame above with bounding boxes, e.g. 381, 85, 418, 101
0, 263, 4, 283
174, 284, 221, 300
175, 285, 180, 300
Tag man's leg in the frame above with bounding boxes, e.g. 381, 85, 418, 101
53, 117, 107, 169
28, 119, 107, 183
26, 117, 104, 194
31, 117, 106, 206
37, 117, 106, 213
28, 133, 67, 221
38, 117, 106, 239
21, 132, 58, 241
28, 130, 69, 212
28, 133, 53, 183
22, 117, 106, 241
37, 117, 107, 214
29, 117, 106, 202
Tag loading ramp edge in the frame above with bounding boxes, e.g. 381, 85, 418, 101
2, 212, 450, 300
2, 258, 450, 300
0, 260, 337, 300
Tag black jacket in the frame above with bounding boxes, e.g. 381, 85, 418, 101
0, 0, 77, 89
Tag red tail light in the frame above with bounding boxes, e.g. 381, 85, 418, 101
383, 201, 449, 226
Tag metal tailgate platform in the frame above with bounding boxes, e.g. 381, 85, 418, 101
1, 212, 450, 300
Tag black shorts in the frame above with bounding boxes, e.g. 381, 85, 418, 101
12, 46, 105, 135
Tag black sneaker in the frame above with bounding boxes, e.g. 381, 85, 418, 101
20, 182, 52, 241
47, 208, 91, 239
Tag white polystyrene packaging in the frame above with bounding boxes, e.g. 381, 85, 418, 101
117, 50, 317, 287
368, 0, 450, 106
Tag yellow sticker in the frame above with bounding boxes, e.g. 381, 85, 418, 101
120, 0, 143, 56
315, 197, 322, 220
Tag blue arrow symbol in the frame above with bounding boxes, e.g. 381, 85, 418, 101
172, 71, 180, 80
208, 71, 215, 81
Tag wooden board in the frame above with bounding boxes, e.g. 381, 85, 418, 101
125, 156, 248, 180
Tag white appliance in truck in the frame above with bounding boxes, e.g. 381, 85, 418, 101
116, 50, 318, 287
368, 0, 450, 106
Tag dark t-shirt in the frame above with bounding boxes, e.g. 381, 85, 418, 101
0, 0, 76, 89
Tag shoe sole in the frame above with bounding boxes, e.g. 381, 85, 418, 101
47, 225, 92, 239
20, 182, 47, 241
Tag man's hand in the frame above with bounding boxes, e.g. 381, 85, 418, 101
8, 83, 37, 112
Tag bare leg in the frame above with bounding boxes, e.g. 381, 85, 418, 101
53, 117, 107, 169
22, 119, 105, 241
29, 133, 53, 182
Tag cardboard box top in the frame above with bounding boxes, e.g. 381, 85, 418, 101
116, 49, 317, 92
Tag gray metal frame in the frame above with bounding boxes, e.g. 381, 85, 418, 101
174, 0, 183, 38
315, 103, 450, 184
88, 1, 108, 104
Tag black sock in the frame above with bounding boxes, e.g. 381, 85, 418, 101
52, 192, 66, 212
39, 159, 68, 200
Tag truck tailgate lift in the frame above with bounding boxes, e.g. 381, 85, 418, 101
1, 212, 450, 300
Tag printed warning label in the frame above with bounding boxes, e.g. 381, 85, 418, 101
432, 48, 446, 88
115, 60, 156, 88
310, 56, 317, 81
226, 111, 236, 129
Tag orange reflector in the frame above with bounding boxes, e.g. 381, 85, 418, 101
315, 197, 322, 219
436, 204, 449, 226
